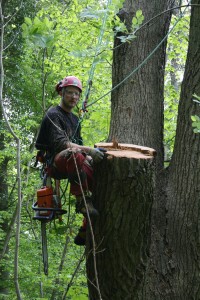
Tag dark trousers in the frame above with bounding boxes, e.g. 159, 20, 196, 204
53, 149, 93, 196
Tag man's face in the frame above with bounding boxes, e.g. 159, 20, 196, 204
62, 86, 81, 111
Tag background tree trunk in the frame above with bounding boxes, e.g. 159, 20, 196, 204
86, 143, 156, 300
0, 0, 9, 294
0, 1, 36, 296
165, 1, 200, 298
0, 139, 9, 296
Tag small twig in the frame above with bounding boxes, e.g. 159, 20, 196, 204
0, 205, 18, 259
50, 236, 71, 300
62, 250, 85, 300
3, 31, 19, 51
50, 210, 77, 299
25, 196, 37, 239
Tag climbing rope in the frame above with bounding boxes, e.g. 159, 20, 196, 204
81, 0, 112, 113
71, 0, 113, 139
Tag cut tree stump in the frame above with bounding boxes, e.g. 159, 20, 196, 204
86, 142, 156, 300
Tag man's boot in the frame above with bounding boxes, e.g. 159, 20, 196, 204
76, 195, 99, 217
74, 226, 86, 246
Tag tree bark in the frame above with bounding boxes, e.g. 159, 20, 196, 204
109, 0, 175, 171
104, 0, 200, 299
86, 143, 156, 300
166, 1, 200, 298
104, 1, 174, 299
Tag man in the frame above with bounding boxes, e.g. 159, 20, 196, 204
36, 75, 104, 243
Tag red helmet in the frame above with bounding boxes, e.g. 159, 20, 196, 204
55, 76, 82, 95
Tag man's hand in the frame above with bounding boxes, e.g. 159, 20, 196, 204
88, 148, 105, 163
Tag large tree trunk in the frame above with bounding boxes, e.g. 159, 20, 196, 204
96, 0, 200, 299
86, 143, 156, 300
108, 0, 175, 171
99, 0, 174, 299
165, 1, 200, 298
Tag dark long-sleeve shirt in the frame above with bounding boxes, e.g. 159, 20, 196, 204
35, 105, 82, 158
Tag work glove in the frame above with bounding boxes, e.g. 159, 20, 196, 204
88, 148, 105, 163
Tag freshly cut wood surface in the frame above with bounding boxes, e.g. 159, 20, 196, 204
95, 142, 156, 159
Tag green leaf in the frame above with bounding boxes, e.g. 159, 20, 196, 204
132, 17, 138, 26
24, 17, 32, 25
191, 115, 197, 122
136, 10, 143, 18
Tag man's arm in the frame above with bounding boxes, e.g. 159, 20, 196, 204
67, 142, 92, 154
47, 112, 105, 163
67, 142, 105, 163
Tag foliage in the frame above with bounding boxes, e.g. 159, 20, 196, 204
114, 9, 144, 43
164, 13, 189, 160
18, 0, 118, 145
191, 94, 200, 133
0, 0, 121, 298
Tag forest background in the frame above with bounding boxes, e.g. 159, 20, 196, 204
0, 0, 199, 299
